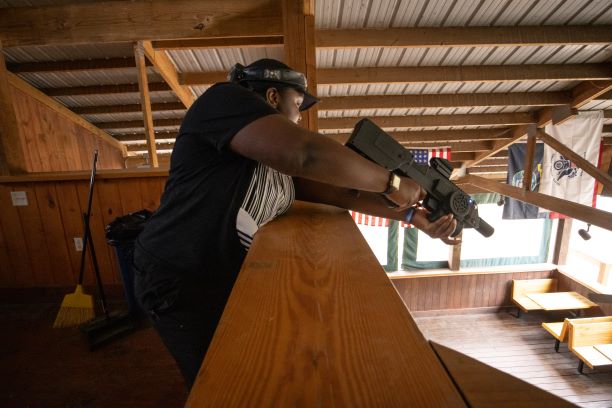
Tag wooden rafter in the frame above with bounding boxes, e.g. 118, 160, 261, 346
460, 175, 612, 231
0, 0, 283, 47
134, 42, 158, 168
6, 72, 127, 156
72, 102, 185, 115
152, 36, 283, 50
326, 129, 511, 144
320, 92, 570, 110
463, 81, 612, 169
180, 64, 612, 86
141, 41, 194, 109
43, 83, 171, 97
0, 41, 26, 175
316, 26, 612, 48
94, 118, 182, 130
8, 58, 152, 73
114, 132, 176, 142
319, 113, 534, 130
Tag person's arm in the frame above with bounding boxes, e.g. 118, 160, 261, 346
229, 114, 422, 209
293, 178, 461, 245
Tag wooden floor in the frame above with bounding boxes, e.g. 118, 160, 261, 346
0, 302, 186, 407
415, 311, 612, 408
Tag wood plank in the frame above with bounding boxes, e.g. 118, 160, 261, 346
430, 342, 575, 407
0, 41, 27, 175
316, 64, 612, 85
0, 210, 13, 285
0, 0, 283, 47
0, 184, 32, 284
95, 180, 126, 285
523, 132, 536, 191
320, 92, 569, 110
553, 218, 572, 265
55, 182, 89, 283
460, 175, 612, 231
186, 203, 465, 406
33, 184, 75, 284
7, 72, 127, 156
14, 184, 51, 285
116, 179, 145, 214
152, 36, 283, 49
316, 26, 612, 48
141, 41, 195, 109
138, 178, 163, 211
134, 42, 159, 167
319, 113, 534, 130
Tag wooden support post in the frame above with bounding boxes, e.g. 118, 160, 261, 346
522, 131, 536, 191
135, 42, 159, 168
283, 0, 318, 132
537, 129, 612, 192
448, 232, 462, 271
552, 218, 572, 265
0, 41, 27, 175
597, 263, 610, 287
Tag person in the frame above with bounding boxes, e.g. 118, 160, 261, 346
133, 58, 460, 390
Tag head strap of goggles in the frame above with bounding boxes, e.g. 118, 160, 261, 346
228, 64, 308, 90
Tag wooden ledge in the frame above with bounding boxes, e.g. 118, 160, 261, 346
0, 167, 169, 183
187, 202, 465, 406
387, 263, 557, 279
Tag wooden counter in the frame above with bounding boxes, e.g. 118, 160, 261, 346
186, 202, 465, 407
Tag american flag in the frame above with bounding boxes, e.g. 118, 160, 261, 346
350, 147, 451, 228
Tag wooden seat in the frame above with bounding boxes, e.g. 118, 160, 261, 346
511, 278, 557, 317
542, 316, 612, 352
568, 321, 612, 373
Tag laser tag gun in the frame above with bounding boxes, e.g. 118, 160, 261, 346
345, 118, 494, 238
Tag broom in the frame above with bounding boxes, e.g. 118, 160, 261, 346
53, 150, 99, 328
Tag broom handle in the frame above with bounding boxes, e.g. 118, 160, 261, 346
77, 150, 98, 285
85, 218, 110, 318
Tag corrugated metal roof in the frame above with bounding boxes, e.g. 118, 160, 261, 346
55, 92, 179, 107
168, 48, 283, 73
3, 42, 133, 62
316, 0, 612, 28
82, 110, 185, 123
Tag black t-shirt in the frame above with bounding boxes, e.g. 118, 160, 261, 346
135, 83, 289, 307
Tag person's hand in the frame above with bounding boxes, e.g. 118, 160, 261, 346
384, 176, 425, 211
411, 207, 462, 245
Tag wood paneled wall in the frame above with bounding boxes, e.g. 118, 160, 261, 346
391, 269, 555, 312
0, 175, 166, 287
10, 87, 124, 172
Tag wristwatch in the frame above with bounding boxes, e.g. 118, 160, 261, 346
381, 172, 403, 206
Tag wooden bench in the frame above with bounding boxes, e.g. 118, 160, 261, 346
542, 316, 612, 352
568, 320, 612, 373
511, 278, 557, 317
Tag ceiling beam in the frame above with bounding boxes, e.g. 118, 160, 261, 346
318, 113, 534, 130
7, 58, 151, 73
114, 132, 177, 142
95, 118, 182, 129
181, 64, 612, 86
326, 129, 511, 144
593, 90, 612, 101
141, 41, 195, 109
460, 175, 612, 231
0, 0, 283, 47
316, 26, 612, 48
72, 102, 185, 115
152, 36, 283, 50
319, 92, 570, 111
7, 72, 126, 156
463, 81, 612, 169
0, 41, 26, 175
42, 82, 172, 97
134, 42, 158, 168
468, 166, 508, 173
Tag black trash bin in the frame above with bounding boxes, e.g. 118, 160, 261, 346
105, 209, 152, 319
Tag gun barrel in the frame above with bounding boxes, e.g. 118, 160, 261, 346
476, 218, 494, 238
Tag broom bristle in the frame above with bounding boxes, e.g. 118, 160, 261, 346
53, 285, 95, 328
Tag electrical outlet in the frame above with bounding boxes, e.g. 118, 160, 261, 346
10, 191, 28, 206
73, 237, 83, 251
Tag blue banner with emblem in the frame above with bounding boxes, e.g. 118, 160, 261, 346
503, 143, 544, 219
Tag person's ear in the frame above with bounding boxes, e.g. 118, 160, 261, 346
265, 87, 280, 108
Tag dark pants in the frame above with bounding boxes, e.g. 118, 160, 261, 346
133, 251, 233, 390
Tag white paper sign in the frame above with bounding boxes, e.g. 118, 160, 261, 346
10, 191, 28, 206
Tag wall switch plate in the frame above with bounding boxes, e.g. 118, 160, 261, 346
73, 237, 83, 251
10, 191, 28, 206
